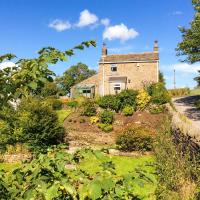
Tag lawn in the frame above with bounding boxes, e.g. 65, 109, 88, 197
78, 150, 157, 200
56, 109, 72, 125
0, 149, 157, 199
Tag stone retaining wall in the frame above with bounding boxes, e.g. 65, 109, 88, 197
167, 104, 200, 146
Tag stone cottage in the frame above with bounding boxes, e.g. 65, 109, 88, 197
71, 41, 159, 98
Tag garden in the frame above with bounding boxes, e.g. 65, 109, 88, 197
0, 40, 200, 200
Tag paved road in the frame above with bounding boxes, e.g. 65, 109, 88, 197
173, 95, 200, 129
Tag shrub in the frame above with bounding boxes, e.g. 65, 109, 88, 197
90, 116, 99, 124
100, 110, 114, 124
16, 98, 65, 153
52, 99, 63, 110
117, 89, 138, 110
40, 82, 62, 97
194, 99, 200, 109
82, 100, 96, 116
75, 96, 87, 106
44, 98, 62, 110
0, 119, 12, 150
116, 125, 155, 151
0, 107, 17, 151
168, 88, 190, 97
98, 123, 113, 132
149, 104, 166, 114
146, 83, 171, 105
97, 95, 120, 112
136, 89, 151, 110
122, 105, 134, 116
66, 100, 78, 108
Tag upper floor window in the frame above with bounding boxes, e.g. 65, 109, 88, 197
111, 64, 117, 72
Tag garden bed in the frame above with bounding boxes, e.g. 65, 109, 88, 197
64, 110, 166, 149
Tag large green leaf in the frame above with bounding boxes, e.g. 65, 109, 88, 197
28, 82, 37, 90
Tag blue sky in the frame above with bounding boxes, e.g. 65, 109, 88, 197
0, 0, 199, 88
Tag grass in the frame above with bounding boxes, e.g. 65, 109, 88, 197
56, 109, 72, 125
78, 150, 157, 199
190, 88, 200, 96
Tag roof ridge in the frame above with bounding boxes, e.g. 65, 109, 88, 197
106, 52, 158, 56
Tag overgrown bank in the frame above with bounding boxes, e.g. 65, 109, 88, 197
154, 120, 200, 200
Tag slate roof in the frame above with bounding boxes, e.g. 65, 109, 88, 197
99, 52, 159, 63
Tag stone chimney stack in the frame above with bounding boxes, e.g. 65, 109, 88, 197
102, 42, 107, 57
153, 40, 159, 52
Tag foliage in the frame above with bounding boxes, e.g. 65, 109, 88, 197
148, 104, 166, 114
176, 0, 200, 64
15, 97, 65, 152
159, 71, 166, 85
0, 106, 16, 151
117, 89, 138, 110
82, 100, 96, 116
100, 110, 114, 124
66, 100, 78, 108
90, 116, 99, 124
116, 125, 155, 152
44, 97, 63, 110
57, 62, 96, 94
75, 96, 87, 106
0, 148, 156, 199
147, 82, 171, 105
98, 123, 113, 132
136, 89, 151, 110
194, 99, 200, 109
122, 105, 134, 116
154, 120, 200, 200
194, 70, 200, 87
0, 40, 96, 108
40, 82, 63, 97
97, 90, 138, 112
97, 95, 121, 112
52, 99, 63, 110
168, 88, 190, 97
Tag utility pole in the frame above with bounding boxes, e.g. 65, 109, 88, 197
173, 69, 176, 89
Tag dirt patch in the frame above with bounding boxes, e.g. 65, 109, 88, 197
64, 110, 166, 148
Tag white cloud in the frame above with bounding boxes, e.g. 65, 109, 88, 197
103, 23, 139, 42
101, 18, 110, 27
76, 9, 98, 27
49, 19, 71, 32
174, 63, 200, 73
172, 11, 183, 15
0, 61, 15, 70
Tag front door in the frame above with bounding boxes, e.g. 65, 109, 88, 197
110, 82, 126, 95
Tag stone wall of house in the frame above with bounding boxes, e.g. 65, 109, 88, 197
98, 61, 158, 95
71, 74, 99, 98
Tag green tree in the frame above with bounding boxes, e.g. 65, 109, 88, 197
57, 62, 96, 94
176, 0, 200, 63
194, 70, 200, 86
159, 71, 166, 85
0, 41, 96, 107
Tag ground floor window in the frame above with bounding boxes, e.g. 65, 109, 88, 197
82, 89, 91, 94
114, 84, 121, 94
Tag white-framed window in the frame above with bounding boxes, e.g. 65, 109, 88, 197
114, 83, 121, 91
111, 64, 117, 72
113, 83, 121, 94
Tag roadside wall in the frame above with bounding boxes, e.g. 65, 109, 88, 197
167, 104, 200, 146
